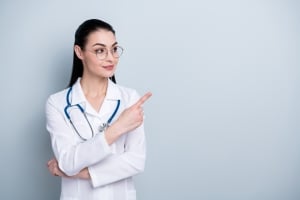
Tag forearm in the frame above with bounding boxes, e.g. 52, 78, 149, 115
89, 127, 146, 188
104, 92, 151, 145
52, 133, 112, 176
71, 167, 91, 179
89, 152, 145, 188
48, 158, 91, 180
104, 123, 124, 145
47, 98, 113, 176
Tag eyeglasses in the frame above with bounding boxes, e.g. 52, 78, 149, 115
88, 46, 124, 60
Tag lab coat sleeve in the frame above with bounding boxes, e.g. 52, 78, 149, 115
88, 124, 146, 188
88, 90, 146, 188
46, 96, 112, 176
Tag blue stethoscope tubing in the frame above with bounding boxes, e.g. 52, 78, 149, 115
64, 86, 120, 140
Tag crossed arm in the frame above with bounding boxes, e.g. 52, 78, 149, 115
47, 158, 90, 179
47, 92, 152, 180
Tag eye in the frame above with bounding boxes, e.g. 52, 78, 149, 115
112, 46, 118, 53
96, 48, 106, 54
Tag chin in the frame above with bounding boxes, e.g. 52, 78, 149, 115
101, 72, 115, 79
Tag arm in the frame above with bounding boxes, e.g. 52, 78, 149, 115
46, 96, 112, 176
47, 158, 90, 179
104, 92, 152, 145
47, 124, 145, 183
87, 91, 150, 188
88, 124, 146, 188
46, 92, 151, 180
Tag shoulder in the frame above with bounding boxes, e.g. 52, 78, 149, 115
46, 88, 69, 110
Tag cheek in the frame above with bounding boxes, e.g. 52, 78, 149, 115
82, 54, 98, 66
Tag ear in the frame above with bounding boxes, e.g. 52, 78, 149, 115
74, 45, 84, 60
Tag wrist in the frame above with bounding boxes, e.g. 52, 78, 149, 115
104, 123, 123, 145
74, 168, 90, 179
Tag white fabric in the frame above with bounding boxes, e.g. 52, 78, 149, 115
46, 78, 146, 200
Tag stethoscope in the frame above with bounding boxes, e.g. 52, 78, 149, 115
64, 87, 120, 141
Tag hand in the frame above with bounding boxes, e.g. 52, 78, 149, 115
105, 92, 152, 144
114, 92, 152, 134
47, 158, 67, 177
47, 158, 90, 179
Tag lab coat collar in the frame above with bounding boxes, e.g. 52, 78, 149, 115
71, 78, 121, 105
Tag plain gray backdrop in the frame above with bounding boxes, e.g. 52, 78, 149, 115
0, 0, 299, 199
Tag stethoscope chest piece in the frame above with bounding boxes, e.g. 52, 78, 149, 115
99, 123, 109, 133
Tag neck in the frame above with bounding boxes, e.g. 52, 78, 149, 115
80, 76, 108, 98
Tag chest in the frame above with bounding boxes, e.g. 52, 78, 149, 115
86, 95, 105, 113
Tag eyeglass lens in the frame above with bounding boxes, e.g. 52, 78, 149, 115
96, 46, 123, 60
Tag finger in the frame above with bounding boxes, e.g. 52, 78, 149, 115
54, 166, 59, 175
47, 158, 55, 166
134, 92, 152, 107
54, 168, 58, 176
47, 159, 53, 166
53, 166, 59, 175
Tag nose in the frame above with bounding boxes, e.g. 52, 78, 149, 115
105, 50, 115, 61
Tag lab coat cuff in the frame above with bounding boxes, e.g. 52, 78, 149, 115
88, 155, 118, 188
88, 164, 98, 188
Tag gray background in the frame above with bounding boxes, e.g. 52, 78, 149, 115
0, 0, 299, 199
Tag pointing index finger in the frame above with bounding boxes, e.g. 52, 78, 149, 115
135, 92, 152, 107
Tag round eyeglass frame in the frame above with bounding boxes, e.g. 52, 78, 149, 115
92, 46, 124, 60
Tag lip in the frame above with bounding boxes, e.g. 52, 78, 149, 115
103, 65, 114, 70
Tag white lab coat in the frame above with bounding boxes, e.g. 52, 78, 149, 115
46, 78, 146, 200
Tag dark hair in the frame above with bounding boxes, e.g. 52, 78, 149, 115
68, 19, 116, 87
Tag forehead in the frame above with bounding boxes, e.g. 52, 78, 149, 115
86, 29, 116, 46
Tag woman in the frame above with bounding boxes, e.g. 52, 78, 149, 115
46, 19, 152, 200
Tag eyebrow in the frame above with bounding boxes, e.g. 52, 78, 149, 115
92, 42, 118, 47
